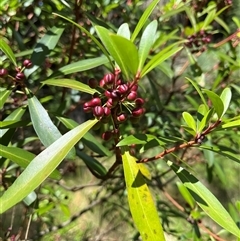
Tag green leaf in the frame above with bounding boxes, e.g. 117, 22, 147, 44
53, 13, 113, 70
220, 87, 232, 117
203, 89, 224, 119
182, 112, 197, 133
186, 77, 208, 109
76, 150, 107, 177
131, 0, 160, 42
141, 44, 183, 77
0, 144, 60, 179
0, 119, 98, 214
122, 149, 165, 241
27, 92, 75, 159
49, 56, 110, 78
138, 20, 158, 71
42, 79, 98, 95
57, 116, 112, 157
117, 23, 131, 39
0, 39, 17, 66
221, 119, 240, 129
0, 88, 12, 109
176, 182, 195, 209
168, 161, 240, 238
25, 26, 65, 77
95, 26, 139, 79
0, 120, 29, 129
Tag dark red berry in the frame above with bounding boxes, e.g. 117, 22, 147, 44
102, 131, 112, 141
132, 107, 144, 117
116, 79, 122, 86
103, 107, 111, 116
131, 84, 138, 91
83, 106, 92, 113
23, 59, 32, 68
88, 78, 98, 89
89, 97, 101, 107
15, 72, 25, 80
104, 90, 112, 98
93, 106, 104, 118
117, 113, 127, 122
111, 90, 120, 99
117, 84, 129, 94
127, 91, 137, 101
103, 73, 115, 85
135, 98, 144, 107
99, 79, 106, 88
0, 68, 8, 77
106, 98, 117, 108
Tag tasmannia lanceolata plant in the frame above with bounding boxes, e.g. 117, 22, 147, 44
0, 0, 240, 240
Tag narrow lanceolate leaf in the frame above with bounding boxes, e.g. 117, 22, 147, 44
182, 112, 197, 133
0, 88, 12, 109
168, 161, 240, 238
131, 0, 160, 42
27, 91, 75, 159
221, 119, 240, 129
117, 23, 131, 39
220, 87, 232, 117
0, 144, 60, 179
0, 119, 98, 214
42, 79, 98, 95
0, 39, 17, 66
122, 149, 165, 241
95, 26, 139, 79
203, 89, 224, 119
25, 26, 65, 77
138, 20, 158, 71
49, 56, 110, 78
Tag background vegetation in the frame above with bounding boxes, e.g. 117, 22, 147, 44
0, 0, 239, 240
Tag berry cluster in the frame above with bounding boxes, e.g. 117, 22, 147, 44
0, 59, 32, 84
185, 30, 212, 53
83, 73, 145, 140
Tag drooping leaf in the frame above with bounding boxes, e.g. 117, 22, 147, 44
0, 144, 60, 179
182, 112, 197, 133
76, 150, 107, 177
27, 91, 75, 159
117, 23, 131, 39
220, 87, 232, 117
49, 56, 110, 78
0, 39, 17, 66
138, 20, 158, 71
0, 118, 98, 214
95, 26, 139, 79
168, 161, 240, 238
25, 26, 65, 77
0, 88, 12, 109
42, 79, 98, 95
203, 89, 224, 119
131, 0, 160, 42
122, 149, 166, 241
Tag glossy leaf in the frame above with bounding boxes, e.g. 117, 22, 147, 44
220, 87, 232, 117
42, 79, 98, 95
0, 118, 98, 214
117, 23, 131, 39
0, 144, 60, 179
197, 106, 214, 133
49, 56, 110, 78
0, 88, 12, 109
138, 20, 158, 71
57, 116, 112, 157
95, 26, 139, 79
0, 39, 17, 66
27, 92, 75, 159
221, 119, 240, 129
122, 149, 165, 241
0, 120, 29, 129
25, 26, 65, 77
168, 161, 240, 238
76, 150, 107, 177
176, 182, 195, 209
203, 89, 224, 119
182, 112, 197, 133
141, 45, 183, 77
131, 0, 160, 42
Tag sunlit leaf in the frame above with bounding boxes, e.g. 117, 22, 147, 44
42, 79, 98, 95
182, 112, 197, 133
117, 23, 131, 39
220, 87, 232, 117
0, 119, 98, 214
0, 88, 12, 109
221, 119, 240, 129
122, 149, 166, 241
0, 39, 17, 66
168, 161, 240, 238
177, 182, 195, 209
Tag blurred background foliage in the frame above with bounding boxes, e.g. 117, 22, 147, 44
0, 0, 239, 240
